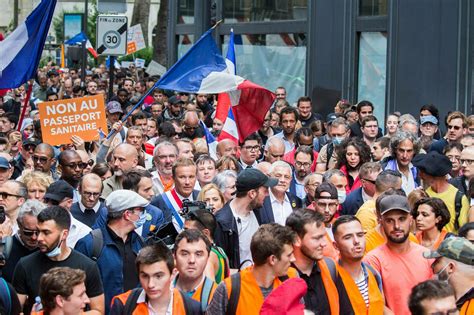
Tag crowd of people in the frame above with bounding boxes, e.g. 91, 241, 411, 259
0, 63, 472, 315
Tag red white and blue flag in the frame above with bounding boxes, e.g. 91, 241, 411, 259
0, 0, 58, 89
65, 32, 99, 59
154, 28, 275, 142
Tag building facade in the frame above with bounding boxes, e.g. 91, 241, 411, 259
168, 0, 473, 123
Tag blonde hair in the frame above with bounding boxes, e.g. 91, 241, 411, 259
21, 171, 54, 189
197, 183, 225, 205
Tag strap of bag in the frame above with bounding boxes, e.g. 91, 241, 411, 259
454, 190, 463, 230
91, 229, 104, 261
323, 257, 338, 282
226, 273, 241, 315
326, 142, 334, 170
124, 288, 142, 315
199, 277, 214, 312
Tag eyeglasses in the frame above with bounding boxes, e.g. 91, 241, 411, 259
82, 191, 100, 198
243, 145, 260, 152
33, 155, 50, 164
460, 159, 474, 165
184, 125, 198, 131
0, 192, 22, 199
447, 125, 462, 130
64, 163, 85, 170
295, 161, 311, 168
24, 144, 36, 151
22, 228, 39, 237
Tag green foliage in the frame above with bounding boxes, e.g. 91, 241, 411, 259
118, 47, 153, 66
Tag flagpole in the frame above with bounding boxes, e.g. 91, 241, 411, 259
107, 25, 220, 140
17, 81, 33, 132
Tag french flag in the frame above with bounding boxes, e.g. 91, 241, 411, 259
65, 32, 99, 59
155, 28, 274, 142
200, 120, 218, 159
0, 0, 57, 89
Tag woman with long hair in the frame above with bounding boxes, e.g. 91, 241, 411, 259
412, 197, 452, 250
336, 138, 371, 193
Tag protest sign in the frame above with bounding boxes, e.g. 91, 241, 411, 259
127, 24, 146, 54
135, 58, 146, 68
146, 60, 167, 76
38, 95, 108, 146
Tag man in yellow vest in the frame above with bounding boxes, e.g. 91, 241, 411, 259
207, 223, 296, 315
332, 215, 387, 314
286, 209, 351, 314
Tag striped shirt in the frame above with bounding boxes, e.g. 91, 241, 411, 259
356, 276, 369, 307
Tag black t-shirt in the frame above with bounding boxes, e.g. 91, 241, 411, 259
12, 249, 104, 314
2, 236, 37, 283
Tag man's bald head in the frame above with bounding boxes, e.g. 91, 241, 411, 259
256, 161, 272, 176
35, 143, 55, 159
79, 173, 103, 190
216, 139, 238, 158
112, 143, 139, 176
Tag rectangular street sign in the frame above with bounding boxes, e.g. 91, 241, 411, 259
96, 15, 128, 56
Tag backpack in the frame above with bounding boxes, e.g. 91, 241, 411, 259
123, 288, 195, 315
326, 142, 335, 170
90, 228, 145, 261
0, 278, 11, 315
226, 258, 337, 315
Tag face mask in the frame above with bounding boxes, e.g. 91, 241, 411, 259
133, 211, 148, 229
337, 190, 346, 204
433, 263, 451, 283
332, 136, 344, 146
45, 234, 63, 258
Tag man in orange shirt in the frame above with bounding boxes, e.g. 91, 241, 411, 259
364, 194, 433, 314
332, 215, 386, 314
207, 223, 296, 315
312, 182, 340, 260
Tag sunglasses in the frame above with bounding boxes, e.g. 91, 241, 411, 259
22, 228, 39, 237
447, 125, 462, 130
0, 192, 22, 199
33, 155, 49, 164
64, 163, 86, 170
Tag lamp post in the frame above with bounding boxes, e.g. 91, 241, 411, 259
81, 0, 89, 85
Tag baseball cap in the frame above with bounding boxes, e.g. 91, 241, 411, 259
0, 157, 10, 169
106, 101, 123, 114
420, 115, 438, 125
326, 113, 338, 125
169, 95, 184, 105
22, 138, 40, 147
236, 168, 278, 193
412, 151, 452, 177
423, 237, 474, 266
44, 180, 74, 202
379, 195, 411, 215
314, 182, 338, 200
47, 69, 59, 77
105, 190, 149, 213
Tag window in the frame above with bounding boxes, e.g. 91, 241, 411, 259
360, 0, 387, 16
357, 32, 387, 123
177, 34, 194, 58
223, 33, 306, 104
178, 0, 194, 24
224, 0, 308, 22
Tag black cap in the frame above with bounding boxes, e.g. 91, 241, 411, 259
412, 151, 452, 177
169, 95, 184, 105
236, 168, 278, 193
22, 138, 40, 147
44, 180, 74, 202
47, 69, 59, 77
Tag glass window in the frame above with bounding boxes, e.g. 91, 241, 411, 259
360, 0, 387, 16
224, 0, 308, 22
177, 34, 194, 59
223, 33, 306, 104
357, 32, 387, 124
178, 0, 194, 24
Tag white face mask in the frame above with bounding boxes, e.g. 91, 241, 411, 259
337, 190, 347, 204
45, 234, 63, 258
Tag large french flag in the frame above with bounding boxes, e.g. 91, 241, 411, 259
65, 32, 99, 58
0, 0, 57, 89
156, 28, 274, 142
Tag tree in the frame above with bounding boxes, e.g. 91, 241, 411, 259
131, 0, 151, 46
152, 0, 168, 65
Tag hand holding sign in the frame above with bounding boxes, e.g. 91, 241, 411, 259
71, 135, 85, 150
38, 95, 108, 146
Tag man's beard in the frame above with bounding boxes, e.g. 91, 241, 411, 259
386, 230, 410, 244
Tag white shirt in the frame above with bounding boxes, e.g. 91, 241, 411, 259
67, 213, 91, 247
275, 131, 295, 154
269, 190, 293, 225
79, 201, 101, 213
399, 163, 416, 195
151, 171, 172, 195
361, 188, 371, 203
231, 205, 259, 268
326, 224, 334, 241
240, 159, 258, 169
136, 287, 174, 315
294, 175, 306, 200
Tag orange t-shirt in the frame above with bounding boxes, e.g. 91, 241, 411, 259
364, 243, 433, 315
365, 227, 419, 253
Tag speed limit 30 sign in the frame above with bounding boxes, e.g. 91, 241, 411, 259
96, 15, 128, 56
